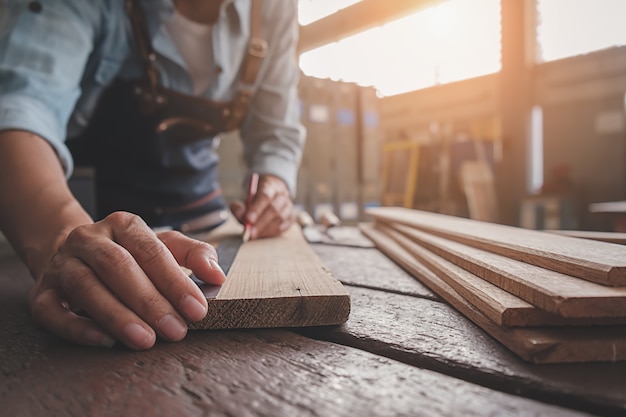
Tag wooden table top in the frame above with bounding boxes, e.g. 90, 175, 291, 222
2, 234, 625, 417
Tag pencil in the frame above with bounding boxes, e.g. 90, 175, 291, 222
242, 172, 259, 242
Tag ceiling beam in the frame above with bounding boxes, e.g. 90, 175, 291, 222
298, 0, 447, 54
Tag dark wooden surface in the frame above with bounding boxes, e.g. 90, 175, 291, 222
1, 232, 624, 416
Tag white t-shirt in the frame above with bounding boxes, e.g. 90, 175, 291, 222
165, 11, 214, 95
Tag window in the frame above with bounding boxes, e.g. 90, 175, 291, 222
536, 0, 626, 62
298, 0, 501, 97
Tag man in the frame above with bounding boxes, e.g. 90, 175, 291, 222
0, 0, 305, 350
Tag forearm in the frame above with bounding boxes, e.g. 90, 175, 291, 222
0, 130, 92, 279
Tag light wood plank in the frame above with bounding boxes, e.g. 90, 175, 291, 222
383, 222, 626, 319
190, 225, 350, 329
360, 223, 626, 364
375, 222, 626, 326
367, 207, 626, 286
547, 230, 626, 245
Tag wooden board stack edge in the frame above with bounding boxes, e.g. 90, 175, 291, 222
546, 230, 626, 245
374, 222, 626, 327
189, 225, 351, 330
383, 222, 626, 319
360, 223, 626, 364
366, 206, 626, 286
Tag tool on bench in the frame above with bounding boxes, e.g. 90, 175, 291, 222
295, 208, 374, 248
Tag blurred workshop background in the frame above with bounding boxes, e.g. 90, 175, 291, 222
217, 0, 626, 233
64, 0, 626, 236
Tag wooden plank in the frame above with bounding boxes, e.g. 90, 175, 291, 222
547, 230, 626, 245
366, 207, 626, 286
359, 223, 626, 364
374, 222, 626, 327
0, 259, 584, 417
300, 284, 626, 415
589, 201, 626, 213
383, 222, 626, 319
190, 225, 350, 330
1, 331, 588, 417
0, 242, 619, 416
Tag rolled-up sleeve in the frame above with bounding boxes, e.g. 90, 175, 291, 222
240, 0, 306, 196
0, 0, 97, 177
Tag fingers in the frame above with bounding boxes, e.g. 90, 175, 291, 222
253, 194, 293, 239
30, 288, 116, 348
229, 200, 246, 224
107, 217, 212, 321
56, 228, 184, 348
158, 230, 226, 284
52, 258, 158, 349
244, 175, 294, 240
30, 211, 226, 350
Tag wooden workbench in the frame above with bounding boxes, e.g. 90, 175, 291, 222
1, 233, 625, 416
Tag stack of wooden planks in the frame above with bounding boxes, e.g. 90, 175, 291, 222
361, 207, 626, 364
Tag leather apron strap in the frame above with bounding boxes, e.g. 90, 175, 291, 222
68, 0, 267, 232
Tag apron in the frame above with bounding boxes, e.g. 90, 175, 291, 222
67, 0, 266, 232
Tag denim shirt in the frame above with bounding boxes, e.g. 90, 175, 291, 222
0, 0, 305, 194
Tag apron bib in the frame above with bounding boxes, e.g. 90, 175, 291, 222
67, 0, 266, 231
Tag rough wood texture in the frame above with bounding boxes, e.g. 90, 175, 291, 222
300, 277, 626, 415
189, 226, 350, 329
360, 223, 626, 364
0, 257, 586, 417
384, 222, 626, 319
2, 332, 588, 417
367, 207, 626, 286
311, 245, 438, 300
374, 223, 626, 327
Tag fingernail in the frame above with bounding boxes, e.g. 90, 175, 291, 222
123, 323, 154, 349
210, 259, 225, 276
157, 314, 187, 341
180, 294, 207, 321
84, 328, 116, 348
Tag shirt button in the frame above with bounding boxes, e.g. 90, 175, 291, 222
215, 65, 223, 75
28, 1, 42, 13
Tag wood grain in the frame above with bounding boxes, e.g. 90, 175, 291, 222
547, 230, 626, 245
374, 222, 626, 327
383, 222, 626, 319
301, 282, 626, 415
366, 207, 626, 286
190, 225, 351, 329
0, 241, 619, 416
2, 328, 587, 417
311, 245, 438, 300
360, 223, 626, 364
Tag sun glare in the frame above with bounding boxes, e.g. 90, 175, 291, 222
298, 0, 502, 97
536, 0, 626, 62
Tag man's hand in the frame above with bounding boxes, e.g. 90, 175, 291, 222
28, 212, 226, 350
229, 174, 294, 240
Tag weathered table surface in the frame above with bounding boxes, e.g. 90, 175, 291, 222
2, 231, 625, 417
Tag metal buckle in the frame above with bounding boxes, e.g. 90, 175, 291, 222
155, 117, 214, 134
249, 38, 268, 58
